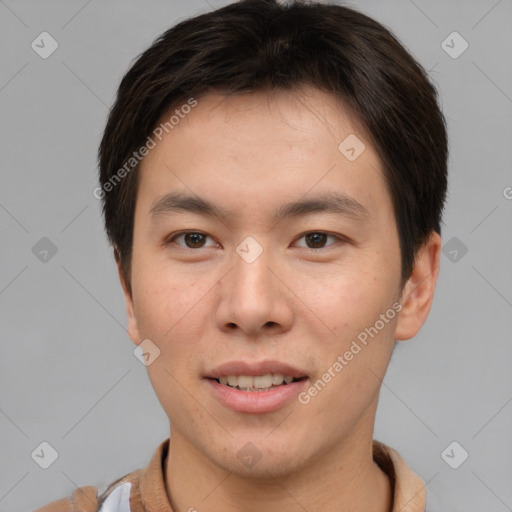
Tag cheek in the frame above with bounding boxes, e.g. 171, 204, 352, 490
132, 268, 213, 408
131, 263, 211, 353
298, 260, 398, 343
295, 256, 398, 405
300, 312, 396, 435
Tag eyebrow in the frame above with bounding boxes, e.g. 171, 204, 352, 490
149, 191, 369, 224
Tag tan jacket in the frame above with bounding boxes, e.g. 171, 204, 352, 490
34, 438, 440, 512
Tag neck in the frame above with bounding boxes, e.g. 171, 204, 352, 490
164, 419, 392, 512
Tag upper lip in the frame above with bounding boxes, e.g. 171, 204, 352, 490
207, 360, 308, 379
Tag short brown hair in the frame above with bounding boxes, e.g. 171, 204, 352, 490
98, 0, 448, 291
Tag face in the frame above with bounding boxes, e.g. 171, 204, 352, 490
118, 86, 437, 478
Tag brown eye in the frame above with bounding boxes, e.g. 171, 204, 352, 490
295, 232, 339, 249
305, 232, 328, 248
168, 231, 217, 249
183, 233, 206, 248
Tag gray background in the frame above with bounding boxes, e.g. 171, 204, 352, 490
1, 0, 511, 510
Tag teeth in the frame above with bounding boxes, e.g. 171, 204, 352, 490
272, 373, 284, 385
253, 375, 273, 388
238, 375, 253, 388
216, 373, 299, 390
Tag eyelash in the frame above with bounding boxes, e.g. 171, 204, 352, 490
165, 230, 346, 251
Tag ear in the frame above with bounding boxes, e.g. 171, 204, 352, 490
395, 231, 442, 341
115, 248, 142, 346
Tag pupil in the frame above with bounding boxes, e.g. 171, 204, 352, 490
186, 233, 204, 248
306, 232, 326, 248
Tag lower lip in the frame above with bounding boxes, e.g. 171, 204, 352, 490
206, 378, 308, 414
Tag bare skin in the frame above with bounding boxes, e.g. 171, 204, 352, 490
117, 86, 441, 512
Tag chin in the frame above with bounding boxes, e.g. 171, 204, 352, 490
210, 435, 312, 479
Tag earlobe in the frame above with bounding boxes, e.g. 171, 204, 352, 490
115, 248, 141, 346
395, 232, 442, 341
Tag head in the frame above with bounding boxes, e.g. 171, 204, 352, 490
98, 0, 447, 478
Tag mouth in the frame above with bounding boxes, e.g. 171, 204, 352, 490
205, 360, 309, 413
210, 374, 308, 392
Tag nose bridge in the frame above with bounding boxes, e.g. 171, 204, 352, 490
215, 235, 292, 334
231, 236, 275, 302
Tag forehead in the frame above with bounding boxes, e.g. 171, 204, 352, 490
165, 86, 369, 148
136, 86, 391, 224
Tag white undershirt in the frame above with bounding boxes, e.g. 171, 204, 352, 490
98, 482, 132, 512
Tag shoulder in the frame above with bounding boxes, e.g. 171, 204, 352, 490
33, 486, 99, 512
33, 469, 143, 512
32, 438, 169, 512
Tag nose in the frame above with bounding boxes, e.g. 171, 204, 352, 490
215, 242, 294, 337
